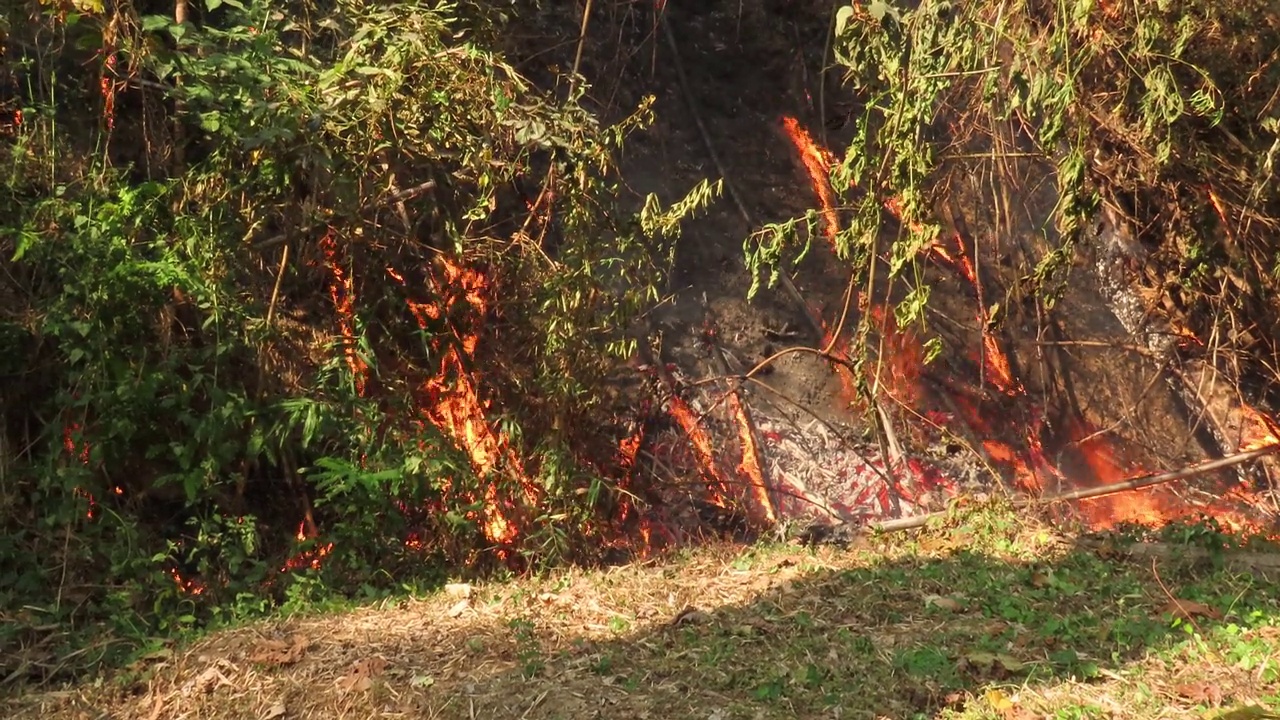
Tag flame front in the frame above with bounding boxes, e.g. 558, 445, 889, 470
779, 113, 1280, 532
388, 260, 541, 548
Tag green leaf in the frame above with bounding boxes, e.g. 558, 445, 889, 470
834, 6, 855, 37
206, 0, 223, 10
141, 14, 170, 32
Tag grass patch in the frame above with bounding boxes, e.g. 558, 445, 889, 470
5, 504, 1280, 719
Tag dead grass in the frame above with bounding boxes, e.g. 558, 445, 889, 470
5, 508, 1280, 720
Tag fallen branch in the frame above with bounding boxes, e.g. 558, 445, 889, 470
867, 443, 1280, 533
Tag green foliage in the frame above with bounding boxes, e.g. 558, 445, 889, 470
0, 0, 711, 681
746, 0, 1280, 392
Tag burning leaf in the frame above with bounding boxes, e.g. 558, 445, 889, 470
1162, 598, 1222, 621
247, 634, 309, 666
335, 656, 388, 694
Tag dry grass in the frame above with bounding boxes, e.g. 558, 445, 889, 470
5, 508, 1280, 720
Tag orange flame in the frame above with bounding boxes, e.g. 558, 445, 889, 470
725, 389, 777, 525
319, 229, 368, 395
387, 260, 541, 548
665, 394, 732, 505
781, 116, 840, 243
1238, 404, 1280, 452
282, 521, 334, 572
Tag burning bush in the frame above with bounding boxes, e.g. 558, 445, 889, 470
0, 0, 712, 680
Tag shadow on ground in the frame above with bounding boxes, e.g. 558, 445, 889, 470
10, 514, 1279, 720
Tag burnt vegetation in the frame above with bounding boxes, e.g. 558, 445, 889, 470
2, 0, 1280, 701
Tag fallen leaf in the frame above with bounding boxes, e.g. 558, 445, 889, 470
671, 606, 710, 626
924, 594, 963, 612
447, 598, 470, 618
248, 635, 309, 666
182, 666, 231, 696
986, 688, 1015, 712
1162, 598, 1222, 621
336, 656, 388, 694
961, 652, 1024, 676
1176, 680, 1224, 706
261, 701, 286, 720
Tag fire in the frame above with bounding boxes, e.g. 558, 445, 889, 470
781, 116, 839, 243
725, 388, 777, 525
282, 521, 334, 572
170, 568, 206, 596
664, 394, 732, 505
387, 260, 542, 548
777, 113, 1280, 534
1239, 404, 1280, 452
319, 229, 368, 395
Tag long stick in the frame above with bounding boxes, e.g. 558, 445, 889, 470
868, 444, 1280, 533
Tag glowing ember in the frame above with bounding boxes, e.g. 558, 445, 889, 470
170, 568, 206, 596
282, 521, 334, 572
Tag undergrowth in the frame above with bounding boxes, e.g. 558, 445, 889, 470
747, 0, 1280, 406
0, 0, 714, 683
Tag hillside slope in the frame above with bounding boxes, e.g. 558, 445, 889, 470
7, 506, 1280, 720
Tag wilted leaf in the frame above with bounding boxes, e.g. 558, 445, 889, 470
445, 582, 472, 599
962, 651, 1025, 676
1162, 598, 1222, 621
336, 657, 388, 694
986, 688, 1015, 712
261, 701, 286, 720
447, 598, 470, 618
1176, 680, 1224, 706
248, 635, 309, 666
182, 666, 231, 696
